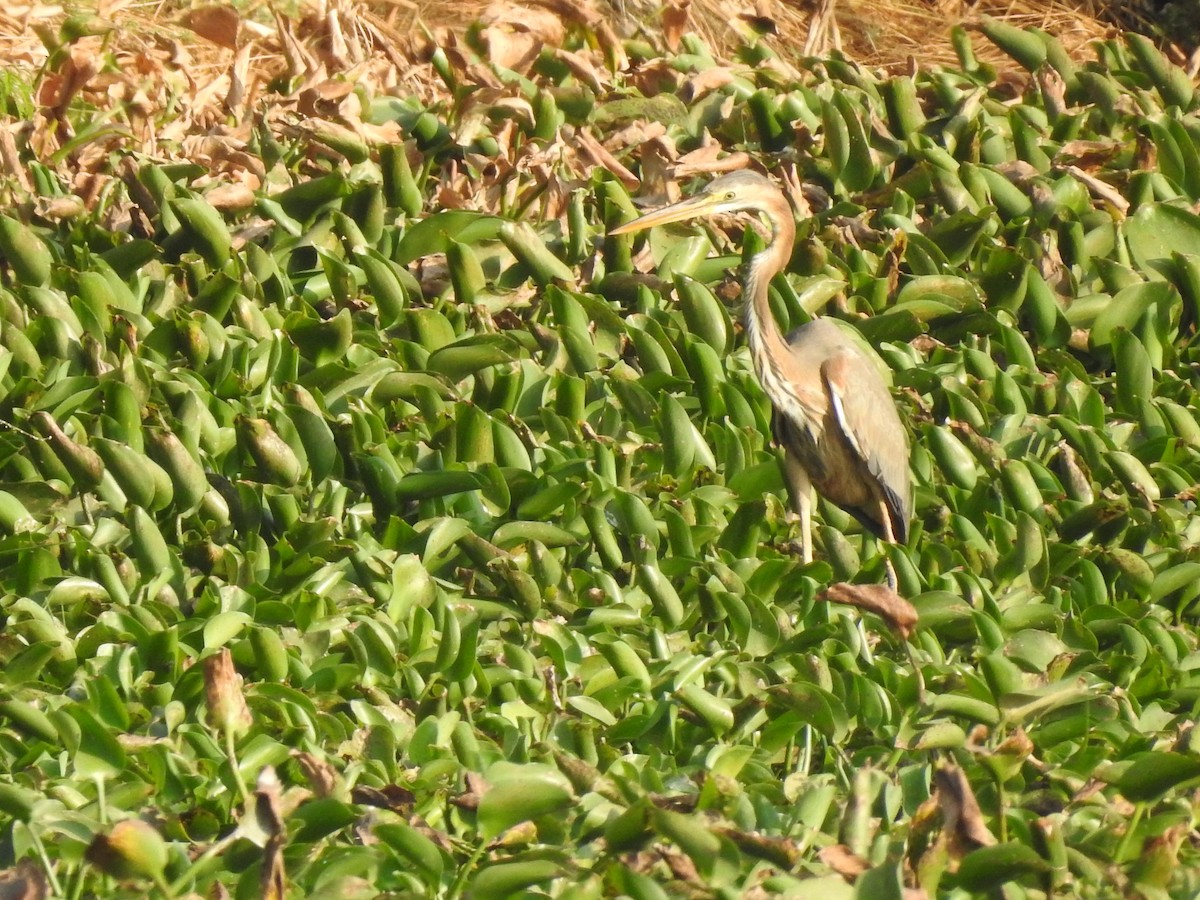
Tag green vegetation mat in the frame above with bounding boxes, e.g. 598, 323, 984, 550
2, 10, 1200, 899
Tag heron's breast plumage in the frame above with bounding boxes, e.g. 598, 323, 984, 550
748, 322, 841, 487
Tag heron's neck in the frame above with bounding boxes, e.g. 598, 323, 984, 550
743, 204, 796, 393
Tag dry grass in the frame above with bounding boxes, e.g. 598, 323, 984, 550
1, 0, 1122, 78
0, 0, 1149, 212
382, 0, 1118, 71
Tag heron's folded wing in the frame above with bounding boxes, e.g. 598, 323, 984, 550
821, 351, 912, 542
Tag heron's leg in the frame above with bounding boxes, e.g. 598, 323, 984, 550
783, 451, 814, 565
877, 498, 898, 592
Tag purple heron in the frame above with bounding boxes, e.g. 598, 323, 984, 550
610, 171, 911, 587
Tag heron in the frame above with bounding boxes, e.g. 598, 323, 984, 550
610, 170, 912, 589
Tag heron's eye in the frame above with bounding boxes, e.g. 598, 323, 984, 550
724, 191, 736, 201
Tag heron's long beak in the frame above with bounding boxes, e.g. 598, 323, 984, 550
608, 194, 718, 235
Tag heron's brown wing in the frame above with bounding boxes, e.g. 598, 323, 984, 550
820, 351, 912, 542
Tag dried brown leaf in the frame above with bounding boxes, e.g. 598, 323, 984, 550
1062, 164, 1129, 216
819, 843, 870, 880
934, 763, 996, 852
42, 43, 101, 121
449, 772, 489, 811
1036, 66, 1066, 119
480, 2, 566, 44
662, 0, 691, 51
675, 138, 723, 168
0, 128, 32, 194
0, 859, 48, 900
324, 7, 352, 68
489, 95, 536, 127
253, 766, 284, 839
879, 232, 906, 298
530, 0, 600, 30
1056, 139, 1120, 171
994, 727, 1034, 760
291, 751, 342, 798
679, 66, 735, 103
204, 182, 257, 211
1132, 823, 1185, 888
476, 3, 565, 72
551, 47, 605, 93
637, 136, 679, 201
818, 582, 919, 639
274, 10, 318, 80
256, 767, 286, 900
625, 849, 661, 876
576, 128, 639, 188
992, 160, 1040, 186
481, 25, 541, 72
777, 160, 813, 220
359, 121, 404, 145
203, 647, 252, 738
350, 783, 416, 814
180, 5, 241, 49
660, 846, 703, 884
225, 40, 253, 118
605, 121, 669, 154
713, 826, 800, 867
409, 816, 457, 853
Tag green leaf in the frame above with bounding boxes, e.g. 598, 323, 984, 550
394, 211, 506, 265
63, 704, 127, 779
1090, 281, 1176, 351
1125, 203, 1200, 271
896, 274, 982, 310
477, 774, 573, 840
1116, 752, 1200, 802
566, 695, 618, 725
425, 335, 519, 382
291, 798, 359, 842
203, 610, 252, 648
1150, 562, 1200, 604
651, 807, 721, 872
468, 859, 561, 899
395, 470, 484, 502
927, 208, 993, 265
954, 842, 1050, 892
374, 822, 445, 880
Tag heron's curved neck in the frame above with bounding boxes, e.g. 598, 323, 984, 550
743, 202, 796, 390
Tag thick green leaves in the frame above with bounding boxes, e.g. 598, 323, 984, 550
953, 843, 1050, 892
477, 768, 574, 839
394, 212, 506, 265
1125, 203, 1200, 270
1115, 752, 1200, 802
9, 14, 1200, 900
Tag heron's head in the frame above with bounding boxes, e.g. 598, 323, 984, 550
609, 170, 788, 236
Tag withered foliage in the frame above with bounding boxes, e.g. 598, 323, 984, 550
0, 2, 618, 237
254, 767, 287, 900
933, 762, 998, 851
203, 647, 252, 738
818, 581, 920, 639
0, 0, 1117, 242
0, 859, 48, 900
400, 0, 1114, 72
